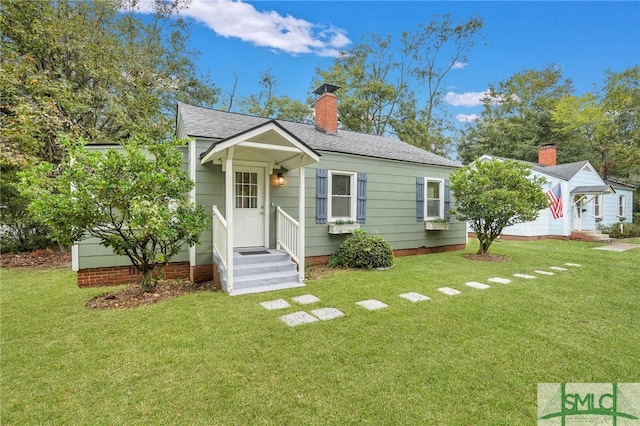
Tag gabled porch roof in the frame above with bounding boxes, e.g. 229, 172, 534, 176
199, 120, 320, 170
570, 185, 615, 195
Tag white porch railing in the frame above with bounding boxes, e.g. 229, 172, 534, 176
276, 206, 300, 264
211, 205, 228, 270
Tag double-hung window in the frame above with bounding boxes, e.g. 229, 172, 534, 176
328, 171, 357, 222
593, 195, 602, 218
425, 178, 445, 219
618, 195, 626, 218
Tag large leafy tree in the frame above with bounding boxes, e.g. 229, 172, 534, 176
449, 159, 548, 254
0, 0, 218, 252
238, 69, 312, 122
0, 0, 219, 165
20, 135, 208, 292
552, 66, 640, 180
315, 15, 485, 157
457, 65, 574, 164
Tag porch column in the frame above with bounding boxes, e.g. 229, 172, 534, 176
298, 163, 305, 282
225, 151, 234, 292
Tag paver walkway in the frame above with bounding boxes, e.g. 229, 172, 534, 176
356, 299, 388, 310
593, 243, 640, 252
437, 287, 461, 296
262, 259, 584, 326
399, 292, 430, 302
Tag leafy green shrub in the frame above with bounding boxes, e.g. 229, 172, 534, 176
598, 222, 640, 238
330, 230, 394, 269
1, 167, 57, 253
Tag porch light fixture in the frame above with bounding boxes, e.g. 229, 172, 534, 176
277, 173, 285, 186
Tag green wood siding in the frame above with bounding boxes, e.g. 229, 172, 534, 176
78, 144, 466, 271
270, 152, 465, 258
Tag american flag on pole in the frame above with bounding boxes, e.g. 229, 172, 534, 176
546, 183, 563, 219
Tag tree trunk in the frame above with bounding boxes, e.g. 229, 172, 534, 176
476, 236, 491, 255
140, 269, 156, 293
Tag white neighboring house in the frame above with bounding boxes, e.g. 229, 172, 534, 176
478, 145, 635, 240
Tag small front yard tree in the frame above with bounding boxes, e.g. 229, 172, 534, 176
21, 135, 208, 292
449, 159, 548, 255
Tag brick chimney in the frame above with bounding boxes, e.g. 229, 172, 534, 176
538, 144, 557, 166
313, 83, 340, 134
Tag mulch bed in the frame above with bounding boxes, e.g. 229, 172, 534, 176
0, 248, 71, 269
2, 249, 219, 309
464, 253, 512, 262
86, 280, 219, 310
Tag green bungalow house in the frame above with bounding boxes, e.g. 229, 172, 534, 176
74, 85, 467, 294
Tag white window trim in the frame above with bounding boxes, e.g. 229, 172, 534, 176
328, 170, 357, 223
424, 178, 445, 220
618, 195, 626, 218
592, 195, 602, 218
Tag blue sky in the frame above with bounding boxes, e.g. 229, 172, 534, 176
141, 1, 639, 122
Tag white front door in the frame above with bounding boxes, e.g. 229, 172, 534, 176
234, 167, 265, 247
573, 196, 584, 231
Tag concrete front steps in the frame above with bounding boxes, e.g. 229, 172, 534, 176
570, 230, 613, 242
231, 248, 304, 296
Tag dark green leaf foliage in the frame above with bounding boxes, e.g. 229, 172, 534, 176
331, 231, 394, 269
0, 165, 55, 253
0, 0, 218, 253
0, 0, 219, 166
20, 135, 208, 291
457, 65, 574, 165
449, 160, 548, 254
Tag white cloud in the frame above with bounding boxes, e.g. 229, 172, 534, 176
443, 91, 488, 107
135, 0, 351, 57
452, 61, 468, 70
456, 114, 480, 123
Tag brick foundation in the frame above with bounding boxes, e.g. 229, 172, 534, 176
190, 264, 214, 283
77, 261, 201, 287
305, 243, 466, 266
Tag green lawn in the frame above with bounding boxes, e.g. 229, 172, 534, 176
2, 240, 639, 425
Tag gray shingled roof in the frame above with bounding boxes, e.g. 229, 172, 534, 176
177, 102, 460, 168
483, 154, 593, 181
532, 161, 591, 180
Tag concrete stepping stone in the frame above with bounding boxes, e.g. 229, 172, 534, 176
291, 294, 320, 305
356, 299, 388, 311
279, 311, 318, 327
310, 307, 345, 321
260, 299, 291, 310
549, 266, 568, 271
513, 273, 537, 279
565, 263, 582, 267
399, 292, 431, 302
488, 277, 511, 284
437, 287, 461, 296
534, 270, 555, 276
465, 281, 490, 289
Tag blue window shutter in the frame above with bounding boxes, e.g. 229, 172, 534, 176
356, 172, 367, 224
316, 169, 328, 224
416, 177, 424, 221
444, 178, 451, 221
